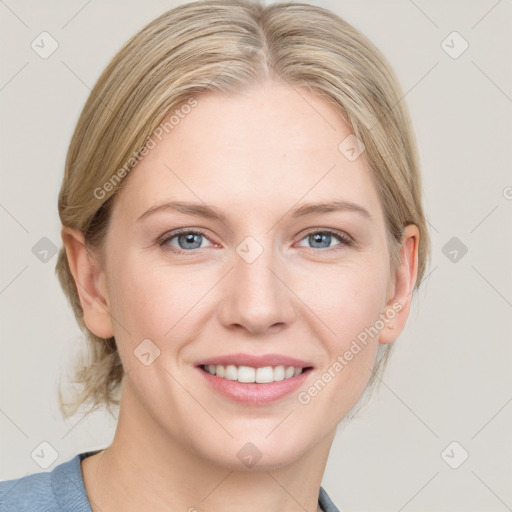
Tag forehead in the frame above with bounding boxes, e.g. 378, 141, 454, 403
113, 82, 384, 225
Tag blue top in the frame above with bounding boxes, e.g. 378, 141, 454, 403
0, 450, 341, 511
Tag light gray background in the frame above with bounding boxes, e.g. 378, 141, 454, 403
1, 1, 511, 510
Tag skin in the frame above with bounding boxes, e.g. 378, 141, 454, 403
63, 80, 419, 512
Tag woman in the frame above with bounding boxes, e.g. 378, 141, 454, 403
0, 1, 430, 510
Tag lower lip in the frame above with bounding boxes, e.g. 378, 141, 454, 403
197, 367, 312, 405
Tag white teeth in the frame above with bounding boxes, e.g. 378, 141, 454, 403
237, 366, 256, 383
256, 366, 274, 383
224, 364, 238, 381
203, 364, 304, 383
274, 365, 285, 381
285, 366, 295, 379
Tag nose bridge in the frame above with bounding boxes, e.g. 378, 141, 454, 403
220, 234, 295, 334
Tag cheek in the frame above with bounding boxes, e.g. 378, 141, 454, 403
299, 254, 389, 397
106, 252, 217, 359
299, 255, 389, 341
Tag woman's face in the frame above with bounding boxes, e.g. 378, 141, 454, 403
96, 81, 409, 469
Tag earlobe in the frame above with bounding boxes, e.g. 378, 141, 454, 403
61, 226, 114, 339
379, 224, 420, 345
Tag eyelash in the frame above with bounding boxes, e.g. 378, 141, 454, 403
158, 228, 353, 255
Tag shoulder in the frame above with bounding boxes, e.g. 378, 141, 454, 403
0, 470, 56, 512
0, 451, 100, 512
0, 468, 58, 512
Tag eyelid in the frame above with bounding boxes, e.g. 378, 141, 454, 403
299, 227, 353, 243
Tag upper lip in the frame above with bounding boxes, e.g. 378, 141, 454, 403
195, 353, 313, 368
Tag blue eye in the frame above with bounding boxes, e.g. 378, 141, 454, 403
159, 229, 212, 253
296, 230, 352, 250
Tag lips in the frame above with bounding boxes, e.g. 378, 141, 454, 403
195, 353, 313, 369
194, 353, 314, 405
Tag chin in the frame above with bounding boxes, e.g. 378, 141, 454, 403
196, 429, 317, 472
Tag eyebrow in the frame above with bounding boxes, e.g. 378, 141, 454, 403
291, 200, 372, 220
137, 199, 372, 223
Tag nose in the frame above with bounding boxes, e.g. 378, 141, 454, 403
217, 242, 296, 335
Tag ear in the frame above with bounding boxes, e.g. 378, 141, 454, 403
379, 224, 419, 345
61, 226, 114, 339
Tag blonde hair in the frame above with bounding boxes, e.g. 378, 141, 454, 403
56, 0, 431, 419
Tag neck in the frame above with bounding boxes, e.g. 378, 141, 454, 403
82, 379, 335, 512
